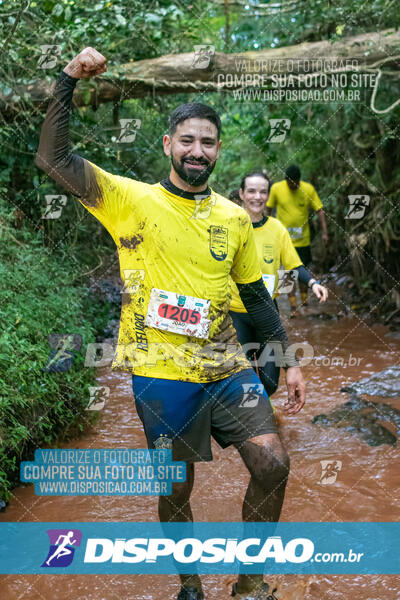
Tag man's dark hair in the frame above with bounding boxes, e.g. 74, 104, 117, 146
240, 170, 270, 191
285, 164, 301, 182
168, 103, 222, 139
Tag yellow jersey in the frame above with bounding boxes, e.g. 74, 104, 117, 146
79, 162, 262, 382
230, 216, 302, 313
267, 179, 323, 247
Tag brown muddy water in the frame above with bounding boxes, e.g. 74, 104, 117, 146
1, 292, 400, 600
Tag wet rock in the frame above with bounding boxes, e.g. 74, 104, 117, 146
335, 275, 353, 286
103, 318, 120, 340
341, 365, 400, 398
312, 395, 399, 446
90, 278, 121, 305
385, 330, 400, 340
307, 312, 339, 320
86, 278, 122, 342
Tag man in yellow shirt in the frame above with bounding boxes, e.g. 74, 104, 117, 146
35, 47, 305, 600
266, 165, 328, 313
230, 172, 328, 396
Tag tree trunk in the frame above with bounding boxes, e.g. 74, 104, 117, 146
2, 28, 400, 116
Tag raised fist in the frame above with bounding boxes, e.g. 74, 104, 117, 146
63, 47, 107, 79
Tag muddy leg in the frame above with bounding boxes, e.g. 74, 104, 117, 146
288, 286, 298, 312
234, 434, 290, 595
158, 463, 203, 595
299, 280, 308, 306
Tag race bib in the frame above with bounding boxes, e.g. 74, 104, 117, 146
262, 274, 276, 297
287, 226, 303, 240
145, 288, 211, 339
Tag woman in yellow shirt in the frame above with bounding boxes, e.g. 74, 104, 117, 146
229, 171, 328, 397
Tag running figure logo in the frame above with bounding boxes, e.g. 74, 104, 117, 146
41, 529, 82, 567
87, 386, 110, 411
122, 269, 145, 295
267, 119, 291, 143
191, 194, 216, 219
277, 269, 298, 294
115, 119, 141, 143
192, 45, 215, 69
42, 334, 82, 373
239, 383, 264, 407
318, 460, 342, 485
37, 45, 61, 69
42, 195, 67, 219
345, 195, 370, 219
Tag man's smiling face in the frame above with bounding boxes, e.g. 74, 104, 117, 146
163, 118, 222, 188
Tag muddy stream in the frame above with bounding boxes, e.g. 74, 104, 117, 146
1, 291, 400, 600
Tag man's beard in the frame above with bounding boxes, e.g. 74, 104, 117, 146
171, 154, 216, 187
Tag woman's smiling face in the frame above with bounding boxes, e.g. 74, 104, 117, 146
241, 175, 269, 217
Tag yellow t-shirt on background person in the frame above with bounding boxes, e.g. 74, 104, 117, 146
79, 162, 262, 382
230, 216, 302, 313
267, 179, 323, 247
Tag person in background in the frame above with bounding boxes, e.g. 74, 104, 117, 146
229, 171, 328, 397
229, 188, 242, 206
266, 164, 328, 315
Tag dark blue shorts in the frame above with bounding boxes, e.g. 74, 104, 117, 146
132, 368, 277, 462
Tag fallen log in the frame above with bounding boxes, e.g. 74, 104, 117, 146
2, 28, 400, 116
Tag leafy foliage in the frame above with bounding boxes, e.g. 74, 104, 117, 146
0, 210, 117, 502
0, 0, 400, 501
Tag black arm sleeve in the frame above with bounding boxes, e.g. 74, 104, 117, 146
295, 265, 313, 286
237, 278, 298, 367
35, 71, 99, 203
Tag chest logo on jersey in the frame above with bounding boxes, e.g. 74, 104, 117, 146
263, 244, 274, 264
208, 225, 228, 261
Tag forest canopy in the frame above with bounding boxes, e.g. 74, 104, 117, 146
1, 0, 400, 318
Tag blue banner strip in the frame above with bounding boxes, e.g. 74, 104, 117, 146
0, 522, 398, 574
19, 449, 186, 496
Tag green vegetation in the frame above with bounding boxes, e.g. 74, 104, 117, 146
0, 206, 119, 501
1, 1, 399, 312
0, 1, 400, 501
